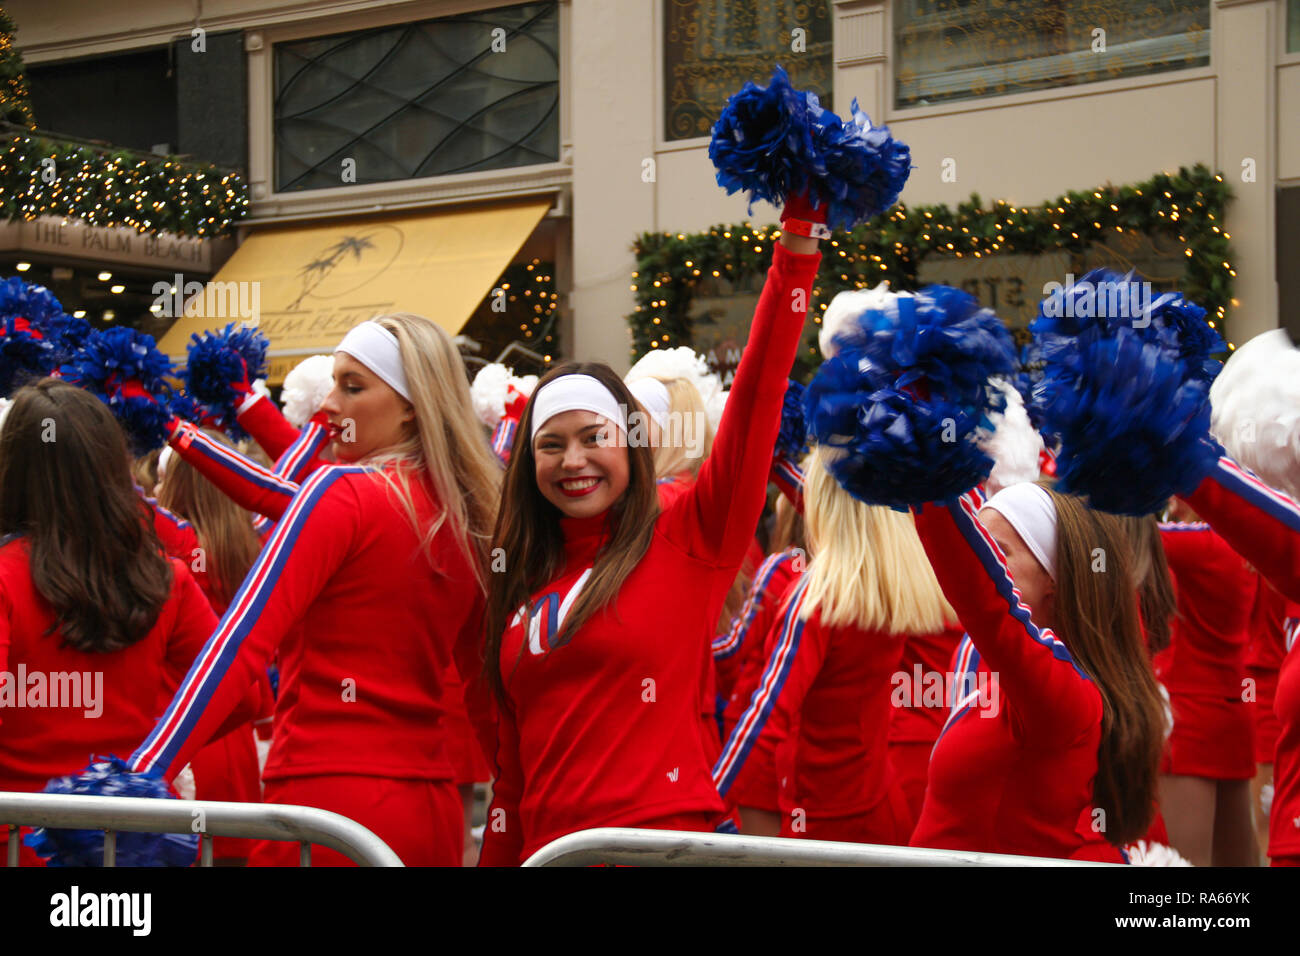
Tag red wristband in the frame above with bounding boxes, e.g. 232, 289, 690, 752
781, 218, 831, 240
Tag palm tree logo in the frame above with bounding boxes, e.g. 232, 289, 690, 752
288, 235, 376, 311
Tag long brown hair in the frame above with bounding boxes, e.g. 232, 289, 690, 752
1118, 514, 1177, 655
157, 430, 263, 609
0, 379, 173, 652
483, 362, 659, 703
1048, 488, 1165, 846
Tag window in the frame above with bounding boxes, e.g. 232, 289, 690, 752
1289, 0, 1300, 54
893, 0, 1210, 110
274, 2, 559, 192
664, 0, 832, 141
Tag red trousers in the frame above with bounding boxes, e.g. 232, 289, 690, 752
250, 775, 462, 867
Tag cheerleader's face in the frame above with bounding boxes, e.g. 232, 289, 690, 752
320, 352, 414, 462
532, 410, 630, 518
979, 507, 1056, 627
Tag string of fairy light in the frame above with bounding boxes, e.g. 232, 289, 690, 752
628, 163, 1236, 366
0, 131, 250, 237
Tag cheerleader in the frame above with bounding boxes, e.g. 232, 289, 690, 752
0, 381, 220, 865
908, 482, 1166, 860
123, 314, 502, 866
477, 228, 822, 866
1154, 500, 1259, 865
624, 350, 719, 508
716, 447, 959, 844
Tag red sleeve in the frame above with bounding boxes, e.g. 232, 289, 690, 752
911, 493, 1101, 748
236, 394, 303, 462
452, 593, 497, 771
769, 453, 805, 514
714, 577, 826, 809
128, 467, 363, 779
0, 576, 10, 731
160, 561, 220, 699
169, 423, 299, 522
661, 243, 821, 567
270, 415, 332, 484
479, 700, 525, 867
1185, 455, 1300, 604
713, 550, 796, 698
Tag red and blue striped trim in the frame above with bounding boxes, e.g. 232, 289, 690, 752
713, 576, 810, 797
185, 427, 300, 500
275, 420, 330, 483
1210, 456, 1300, 531
129, 465, 366, 776
491, 418, 518, 464
712, 550, 795, 660
770, 454, 804, 512
949, 495, 1089, 681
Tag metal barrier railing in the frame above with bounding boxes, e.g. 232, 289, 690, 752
522, 827, 1117, 867
0, 791, 403, 867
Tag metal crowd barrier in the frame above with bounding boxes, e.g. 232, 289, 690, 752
0, 791, 403, 867
522, 827, 1116, 867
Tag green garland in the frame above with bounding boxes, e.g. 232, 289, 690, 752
0, 9, 35, 128
629, 163, 1234, 376
1, 127, 250, 238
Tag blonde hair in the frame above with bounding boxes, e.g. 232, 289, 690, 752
649, 377, 714, 480
800, 448, 956, 632
158, 429, 263, 608
357, 313, 502, 584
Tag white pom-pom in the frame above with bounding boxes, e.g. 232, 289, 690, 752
250, 378, 271, 401
281, 354, 335, 428
0, 396, 12, 433
626, 346, 722, 408
470, 363, 513, 427
1210, 329, 1300, 500
980, 380, 1044, 496
172, 764, 197, 801
1126, 840, 1193, 867
706, 388, 729, 432
820, 282, 912, 359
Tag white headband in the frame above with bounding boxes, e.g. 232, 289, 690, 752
530, 374, 627, 440
983, 482, 1058, 582
627, 377, 670, 430
336, 321, 410, 401
158, 445, 175, 483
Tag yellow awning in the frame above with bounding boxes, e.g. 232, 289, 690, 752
157, 198, 552, 384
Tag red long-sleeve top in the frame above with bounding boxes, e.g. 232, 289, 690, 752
907, 492, 1115, 861
1153, 522, 1256, 697
1246, 577, 1289, 761
0, 541, 217, 794
127, 464, 484, 784
1181, 455, 1300, 858
480, 243, 821, 866
716, 574, 929, 821
888, 625, 966, 745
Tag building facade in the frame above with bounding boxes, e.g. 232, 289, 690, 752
8, 0, 1298, 372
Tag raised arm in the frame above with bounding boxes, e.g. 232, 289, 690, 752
169, 422, 300, 521
1183, 455, 1300, 604
664, 235, 821, 566
911, 493, 1101, 748
234, 392, 305, 463
128, 467, 365, 780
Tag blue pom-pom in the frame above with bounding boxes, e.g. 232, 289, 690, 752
24, 756, 197, 867
776, 379, 810, 460
805, 286, 1015, 507
1030, 272, 1224, 515
709, 66, 911, 229
0, 276, 73, 396
59, 327, 177, 455
182, 323, 268, 439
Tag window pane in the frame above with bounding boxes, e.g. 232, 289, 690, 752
1290, 0, 1300, 54
664, 0, 832, 142
894, 0, 1210, 110
274, 2, 559, 192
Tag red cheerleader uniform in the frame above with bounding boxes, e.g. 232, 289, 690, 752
907, 492, 1122, 862
1181, 455, 1300, 865
0, 541, 219, 865
479, 242, 821, 866
1246, 577, 1288, 764
1154, 522, 1257, 779
715, 575, 915, 844
887, 624, 965, 826
127, 463, 484, 866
